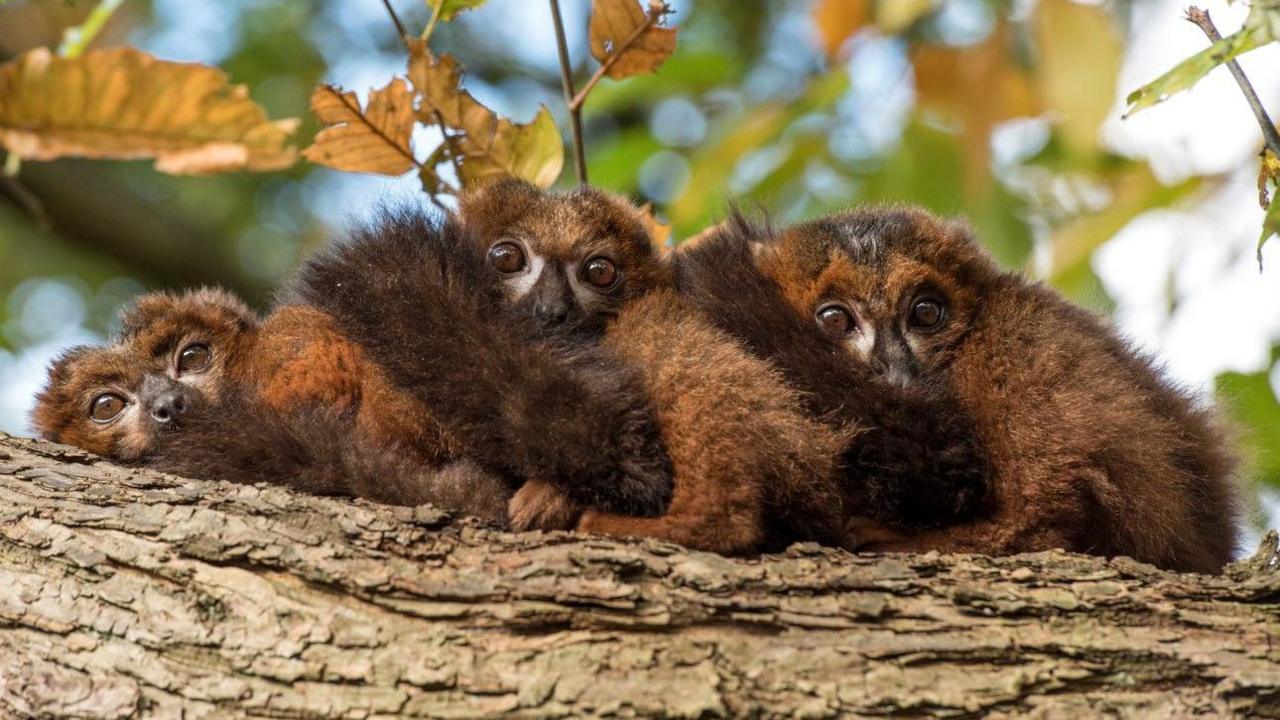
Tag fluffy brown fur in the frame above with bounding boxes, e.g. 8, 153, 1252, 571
674, 215, 990, 536
286, 203, 675, 518
456, 180, 848, 553
34, 288, 507, 520
145, 391, 509, 524
757, 207, 1239, 573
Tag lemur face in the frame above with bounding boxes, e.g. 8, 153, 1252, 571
459, 179, 668, 335
31, 288, 259, 460
762, 209, 992, 386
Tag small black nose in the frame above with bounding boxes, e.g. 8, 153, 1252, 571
535, 303, 569, 325
149, 391, 187, 423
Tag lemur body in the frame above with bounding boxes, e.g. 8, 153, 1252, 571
32, 288, 507, 521
702, 208, 1238, 572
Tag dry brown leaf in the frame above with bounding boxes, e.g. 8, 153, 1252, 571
810, 0, 871, 58
302, 80, 416, 176
455, 106, 563, 188
0, 46, 297, 174
407, 41, 496, 138
589, 0, 677, 80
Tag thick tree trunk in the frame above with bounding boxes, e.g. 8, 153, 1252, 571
0, 432, 1277, 719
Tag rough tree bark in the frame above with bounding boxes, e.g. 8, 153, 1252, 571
0, 431, 1278, 719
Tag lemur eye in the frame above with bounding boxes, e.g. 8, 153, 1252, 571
90, 393, 127, 423
489, 241, 527, 274
908, 296, 946, 332
816, 304, 856, 336
177, 343, 212, 374
582, 257, 618, 289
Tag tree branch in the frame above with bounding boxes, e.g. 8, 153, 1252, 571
548, 0, 588, 185
380, 0, 413, 52
1186, 6, 1280, 158
2, 431, 1280, 716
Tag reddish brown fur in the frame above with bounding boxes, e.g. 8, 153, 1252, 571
461, 180, 846, 553
35, 288, 457, 466
769, 208, 1240, 572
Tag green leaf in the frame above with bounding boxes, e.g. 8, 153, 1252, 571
1217, 365, 1280, 488
1261, 191, 1279, 269
432, 0, 486, 22
1124, 22, 1271, 117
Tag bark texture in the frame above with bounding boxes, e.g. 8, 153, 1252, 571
0, 431, 1278, 719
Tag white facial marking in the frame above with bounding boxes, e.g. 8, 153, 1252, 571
506, 251, 546, 299
843, 306, 875, 359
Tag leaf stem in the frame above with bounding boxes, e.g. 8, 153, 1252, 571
380, 0, 412, 52
1186, 6, 1280, 158
57, 0, 125, 58
422, 0, 444, 44
548, 0, 588, 185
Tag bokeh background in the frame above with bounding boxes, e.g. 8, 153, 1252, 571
1, 0, 1278, 539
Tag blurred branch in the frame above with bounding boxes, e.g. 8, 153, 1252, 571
548, 0, 588, 185
380, 0, 412, 52
56, 0, 124, 58
1, 161, 270, 301
0, 173, 51, 233
1186, 6, 1280, 158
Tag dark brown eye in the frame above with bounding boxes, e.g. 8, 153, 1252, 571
582, 256, 618, 289
489, 241, 527, 274
90, 393, 127, 423
909, 297, 946, 331
177, 343, 211, 374
816, 304, 855, 336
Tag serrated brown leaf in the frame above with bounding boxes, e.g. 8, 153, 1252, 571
0, 47, 297, 174
589, 0, 677, 80
407, 41, 496, 139
303, 79, 416, 176
456, 106, 563, 188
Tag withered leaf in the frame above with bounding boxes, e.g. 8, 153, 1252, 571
303, 79, 416, 176
455, 106, 563, 188
0, 47, 297, 174
589, 0, 677, 79
407, 41, 495, 138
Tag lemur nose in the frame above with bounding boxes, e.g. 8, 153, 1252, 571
149, 391, 187, 423
535, 303, 569, 325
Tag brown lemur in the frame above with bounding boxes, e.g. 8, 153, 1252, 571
31, 288, 509, 523
450, 179, 844, 551
687, 208, 1239, 572
286, 203, 676, 527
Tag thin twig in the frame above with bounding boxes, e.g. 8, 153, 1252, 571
380, 0, 412, 52
1186, 6, 1280, 158
0, 171, 53, 232
57, 0, 124, 58
548, 0, 588, 185
422, 0, 444, 44
569, 4, 670, 112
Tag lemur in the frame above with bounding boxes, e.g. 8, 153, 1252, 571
684, 208, 1239, 572
31, 288, 510, 523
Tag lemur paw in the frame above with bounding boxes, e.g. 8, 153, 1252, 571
509, 480, 581, 532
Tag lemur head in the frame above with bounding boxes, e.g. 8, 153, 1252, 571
457, 179, 669, 335
760, 207, 1002, 385
31, 288, 259, 460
